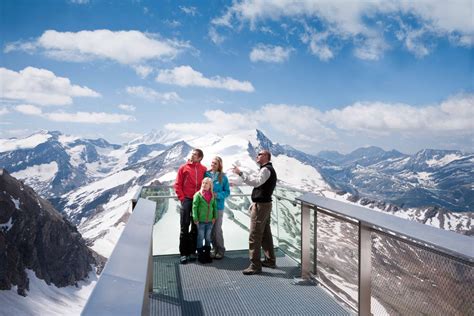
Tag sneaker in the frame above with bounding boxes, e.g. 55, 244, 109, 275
180, 256, 188, 264
261, 259, 276, 269
214, 253, 223, 260
242, 266, 262, 275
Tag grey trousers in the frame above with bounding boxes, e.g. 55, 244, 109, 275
211, 210, 225, 255
248, 202, 275, 269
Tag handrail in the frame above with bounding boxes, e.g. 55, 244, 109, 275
296, 192, 474, 264
82, 198, 156, 316
297, 192, 473, 316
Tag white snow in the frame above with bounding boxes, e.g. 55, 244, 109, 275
426, 153, 462, 167
67, 145, 86, 168
0, 132, 51, 153
0, 217, 13, 232
58, 134, 80, 145
12, 197, 21, 210
12, 162, 58, 183
157, 171, 177, 183
0, 269, 97, 316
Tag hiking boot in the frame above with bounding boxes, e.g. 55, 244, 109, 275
188, 253, 197, 262
261, 259, 276, 269
242, 266, 262, 275
180, 256, 188, 264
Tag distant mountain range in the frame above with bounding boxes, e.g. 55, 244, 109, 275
317, 146, 473, 212
0, 129, 472, 261
0, 128, 472, 314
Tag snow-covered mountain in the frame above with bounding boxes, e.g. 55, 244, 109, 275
0, 130, 168, 201
318, 146, 474, 211
1, 129, 472, 315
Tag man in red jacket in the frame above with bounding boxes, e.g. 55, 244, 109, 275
174, 148, 207, 264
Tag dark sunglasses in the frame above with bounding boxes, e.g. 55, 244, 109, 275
257, 152, 266, 157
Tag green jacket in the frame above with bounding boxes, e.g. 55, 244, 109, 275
192, 191, 217, 223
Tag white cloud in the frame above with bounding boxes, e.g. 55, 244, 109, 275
69, 0, 89, 4
0, 67, 100, 106
0, 107, 9, 116
156, 65, 255, 92
250, 44, 293, 63
165, 94, 474, 148
326, 94, 474, 133
14, 104, 134, 124
15, 104, 43, 115
5, 30, 190, 65
126, 86, 182, 103
118, 104, 136, 112
208, 27, 225, 45
214, 0, 473, 59
180, 6, 198, 16
133, 65, 153, 78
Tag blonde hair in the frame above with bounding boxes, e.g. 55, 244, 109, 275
213, 156, 223, 183
200, 177, 213, 195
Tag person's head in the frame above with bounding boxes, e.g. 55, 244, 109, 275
190, 148, 204, 163
211, 156, 223, 172
256, 149, 271, 165
211, 156, 224, 182
200, 177, 213, 193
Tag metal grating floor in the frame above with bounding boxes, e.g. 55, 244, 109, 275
150, 249, 351, 315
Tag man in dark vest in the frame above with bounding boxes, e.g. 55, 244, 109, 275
233, 149, 277, 275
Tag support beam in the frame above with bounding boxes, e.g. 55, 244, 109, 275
358, 223, 372, 316
301, 203, 311, 279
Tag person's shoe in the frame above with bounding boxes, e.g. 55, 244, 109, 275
180, 256, 188, 264
242, 266, 262, 275
261, 259, 276, 269
214, 253, 223, 260
188, 253, 197, 262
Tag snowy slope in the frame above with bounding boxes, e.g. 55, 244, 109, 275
0, 270, 97, 316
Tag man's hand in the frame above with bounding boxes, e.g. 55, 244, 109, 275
232, 166, 241, 175
212, 219, 216, 225
194, 220, 199, 225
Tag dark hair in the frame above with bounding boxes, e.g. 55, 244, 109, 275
193, 148, 204, 159
262, 149, 271, 160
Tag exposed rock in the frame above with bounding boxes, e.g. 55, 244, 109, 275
0, 169, 105, 296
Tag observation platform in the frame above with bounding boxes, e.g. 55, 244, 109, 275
150, 250, 351, 315
82, 185, 474, 316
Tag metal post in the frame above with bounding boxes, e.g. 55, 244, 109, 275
358, 223, 372, 316
313, 207, 318, 276
301, 203, 311, 279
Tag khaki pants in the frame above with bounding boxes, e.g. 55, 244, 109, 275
211, 210, 225, 255
248, 202, 275, 269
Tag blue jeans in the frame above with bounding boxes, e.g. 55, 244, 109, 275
197, 222, 213, 249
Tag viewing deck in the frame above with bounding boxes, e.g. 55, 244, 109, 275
82, 185, 473, 316
151, 250, 351, 315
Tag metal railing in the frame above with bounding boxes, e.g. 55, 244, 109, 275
297, 192, 474, 316
83, 185, 473, 316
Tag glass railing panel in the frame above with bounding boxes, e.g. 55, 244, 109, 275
315, 212, 359, 310
273, 186, 307, 262
371, 232, 474, 315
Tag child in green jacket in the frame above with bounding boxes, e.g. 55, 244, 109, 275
193, 177, 217, 263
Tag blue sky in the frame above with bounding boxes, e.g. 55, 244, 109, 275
1, 0, 473, 154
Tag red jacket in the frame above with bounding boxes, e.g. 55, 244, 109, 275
174, 161, 207, 201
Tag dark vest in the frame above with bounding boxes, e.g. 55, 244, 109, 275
251, 162, 277, 203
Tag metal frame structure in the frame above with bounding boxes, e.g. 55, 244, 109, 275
296, 192, 473, 316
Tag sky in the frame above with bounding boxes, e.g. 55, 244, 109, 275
1, 0, 473, 154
